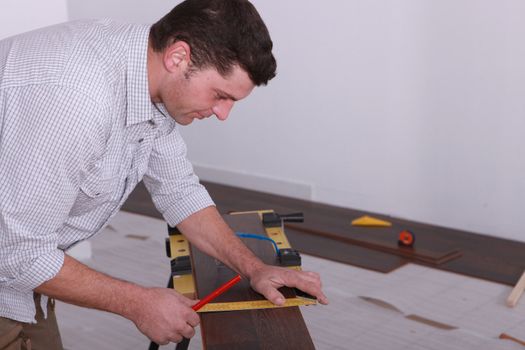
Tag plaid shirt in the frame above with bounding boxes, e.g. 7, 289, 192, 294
0, 19, 214, 322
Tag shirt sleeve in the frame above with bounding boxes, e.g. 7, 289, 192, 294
0, 84, 105, 292
143, 121, 215, 227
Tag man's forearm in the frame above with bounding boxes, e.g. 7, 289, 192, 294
177, 206, 265, 278
177, 206, 329, 306
35, 254, 144, 321
36, 254, 201, 344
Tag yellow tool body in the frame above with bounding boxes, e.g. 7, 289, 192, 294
167, 209, 316, 312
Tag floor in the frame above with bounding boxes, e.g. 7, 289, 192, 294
124, 181, 525, 287
57, 211, 525, 350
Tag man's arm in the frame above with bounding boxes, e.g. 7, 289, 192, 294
177, 206, 329, 305
35, 255, 199, 345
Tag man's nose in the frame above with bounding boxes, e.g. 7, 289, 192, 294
212, 100, 234, 121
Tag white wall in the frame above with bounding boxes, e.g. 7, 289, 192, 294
66, 0, 525, 242
67, 0, 173, 23
0, 0, 68, 39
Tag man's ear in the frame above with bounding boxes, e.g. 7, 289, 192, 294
163, 41, 191, 73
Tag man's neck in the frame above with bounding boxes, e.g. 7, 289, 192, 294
147, 41, 162, 103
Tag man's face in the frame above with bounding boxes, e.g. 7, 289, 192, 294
160, 65, 255, 125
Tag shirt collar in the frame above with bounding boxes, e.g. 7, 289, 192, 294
125, 24, 159, 127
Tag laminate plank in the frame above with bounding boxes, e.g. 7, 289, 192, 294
201, 308, 313, 350
122, 182, 408, 272
285, 219, 461, 265
202, 182, 462, 264
191, 214, 295, 301
122, 181, 525, 285
57, 211, 525, 350
190, 213, 315, 350
285, 226, 408, 273
200, 181, 525, 285
385, 218, 525, 285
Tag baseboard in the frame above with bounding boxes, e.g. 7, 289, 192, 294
193, 164, 313, 201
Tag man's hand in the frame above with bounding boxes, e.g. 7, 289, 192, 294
177, 207, 328, 307
36, 255, 201, 345
129, 287, 200, 345
249, 265, 329, 306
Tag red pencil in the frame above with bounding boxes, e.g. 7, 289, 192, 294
192, 274, 242, 311
175, 275, 242, 350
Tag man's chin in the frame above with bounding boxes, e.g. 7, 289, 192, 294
174, 116, 194, 126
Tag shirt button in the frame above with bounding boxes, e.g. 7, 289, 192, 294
148, 120, 155, 125
138, 138, 144, 143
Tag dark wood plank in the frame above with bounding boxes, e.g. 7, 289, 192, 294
285, 226, 408, 273
191, 214, 294, 301
285, 218, 461, 265
121, 181, 408, 272
190, 213, 315, 350
122, 181, 525, 285
201, 308, 313, 350
201, 182, 525, 285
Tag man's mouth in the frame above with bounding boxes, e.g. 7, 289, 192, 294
196, 112, 213, 120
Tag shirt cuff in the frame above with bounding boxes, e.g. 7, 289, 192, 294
7, 249, 65, 293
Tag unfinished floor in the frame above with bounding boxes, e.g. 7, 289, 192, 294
56, 211, 525, 350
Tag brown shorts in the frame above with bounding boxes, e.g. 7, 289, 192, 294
0, 294, 63, 350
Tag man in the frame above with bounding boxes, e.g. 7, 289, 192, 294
0, 0, 327, 348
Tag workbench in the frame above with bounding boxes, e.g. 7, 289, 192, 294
162, 211, 317, 350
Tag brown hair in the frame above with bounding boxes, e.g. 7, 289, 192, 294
150, 0, 277, 86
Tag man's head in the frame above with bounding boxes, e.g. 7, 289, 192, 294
149, 0, 276, 87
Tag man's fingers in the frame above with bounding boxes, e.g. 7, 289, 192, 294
187, 311, 200, 328
250, 266, 329, 306
169, 335, 183, 344
303, 271, 319, 278
174, 293, 201, 326
185, 297, 199, 307
180, 323, 196, 339
155, 337, 170, 346
287, 270, 329, 305
171, 290, 198, 306
301, 282, 329, 305
260, 285, 286, 306
315, 292, 329, 305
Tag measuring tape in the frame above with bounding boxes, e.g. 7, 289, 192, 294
197, 296, 317, 313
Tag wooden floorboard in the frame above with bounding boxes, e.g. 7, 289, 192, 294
192, 214, 296, 301
191, 213, 314, 350
285, 220, 461, 265
122, 182, 408, 273
122, 181, 525, 286
57, 211, 525, 350
285, 226, 408, 273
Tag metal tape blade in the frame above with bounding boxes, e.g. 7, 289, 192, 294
197, 297, 317, 313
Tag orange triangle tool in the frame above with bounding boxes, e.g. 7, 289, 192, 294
351, 215, 392, 227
